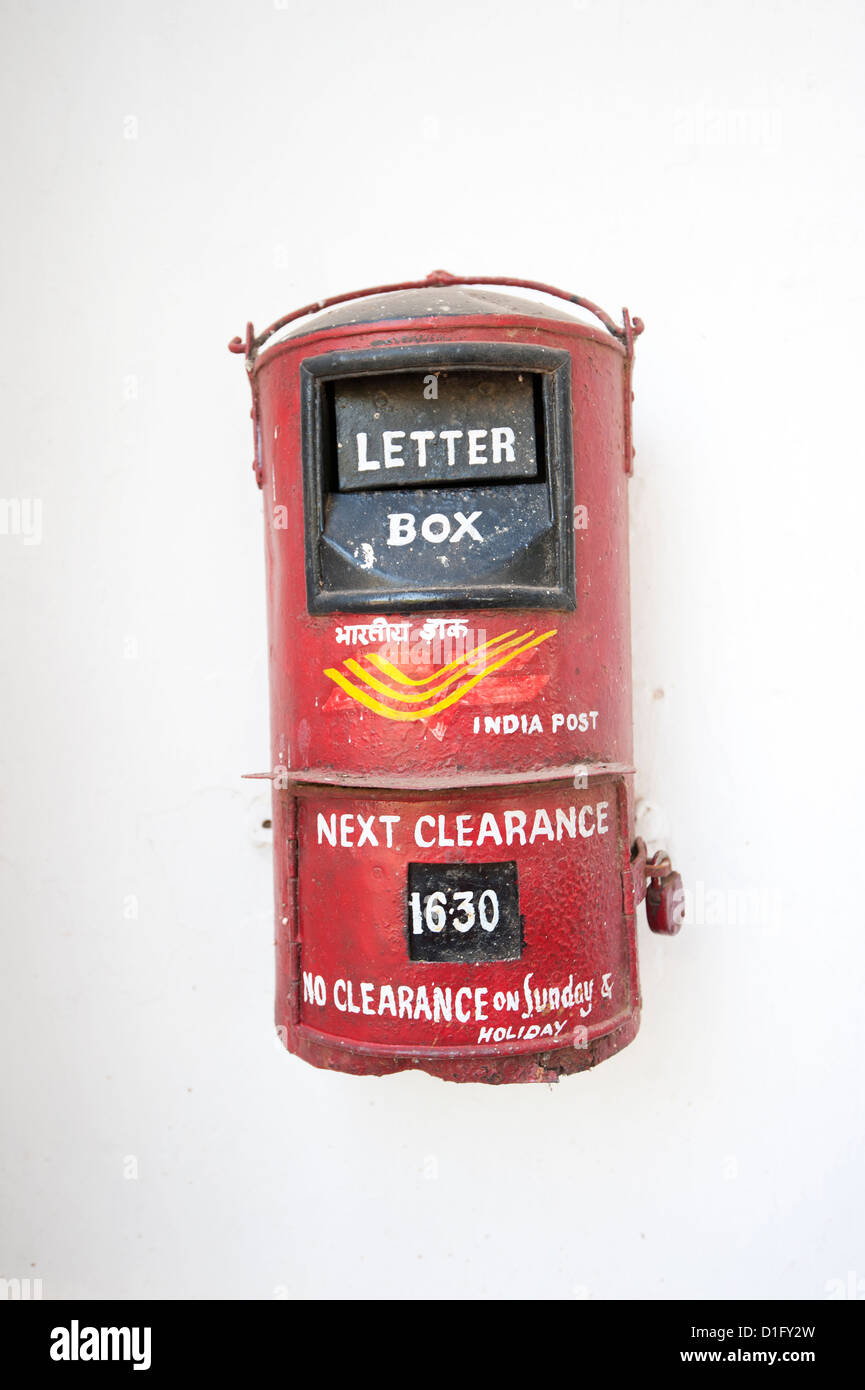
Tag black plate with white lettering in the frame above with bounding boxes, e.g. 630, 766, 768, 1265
407, 861, 522, 963
333, 369, 539, 490
301, 342, 575, 613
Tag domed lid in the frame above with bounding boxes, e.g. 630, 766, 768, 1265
278, 285, 587, 337
230, 273, 645, 364
229, 273, 641, 365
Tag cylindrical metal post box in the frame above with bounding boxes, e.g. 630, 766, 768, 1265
230, 271, 681, 1083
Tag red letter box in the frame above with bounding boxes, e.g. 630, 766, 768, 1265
230, 271, 682, 1083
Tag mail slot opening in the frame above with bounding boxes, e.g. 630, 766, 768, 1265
301, 341, 575, 613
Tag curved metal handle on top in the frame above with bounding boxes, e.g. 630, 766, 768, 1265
228, 269, 644, 364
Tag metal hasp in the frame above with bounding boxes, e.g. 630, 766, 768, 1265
231, 271, 682, 1083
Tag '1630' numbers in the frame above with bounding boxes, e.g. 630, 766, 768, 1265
409, 886, 500, 935
406, 861, 521, 963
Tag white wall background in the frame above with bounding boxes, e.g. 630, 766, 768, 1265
2, 0, 863, 1301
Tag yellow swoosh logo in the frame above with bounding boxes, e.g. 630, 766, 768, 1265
365, 629, 520, 687
324, 627, 557, 721
344, 632, 533, 702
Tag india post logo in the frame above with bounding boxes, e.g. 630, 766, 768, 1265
324, 627, 556, 721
